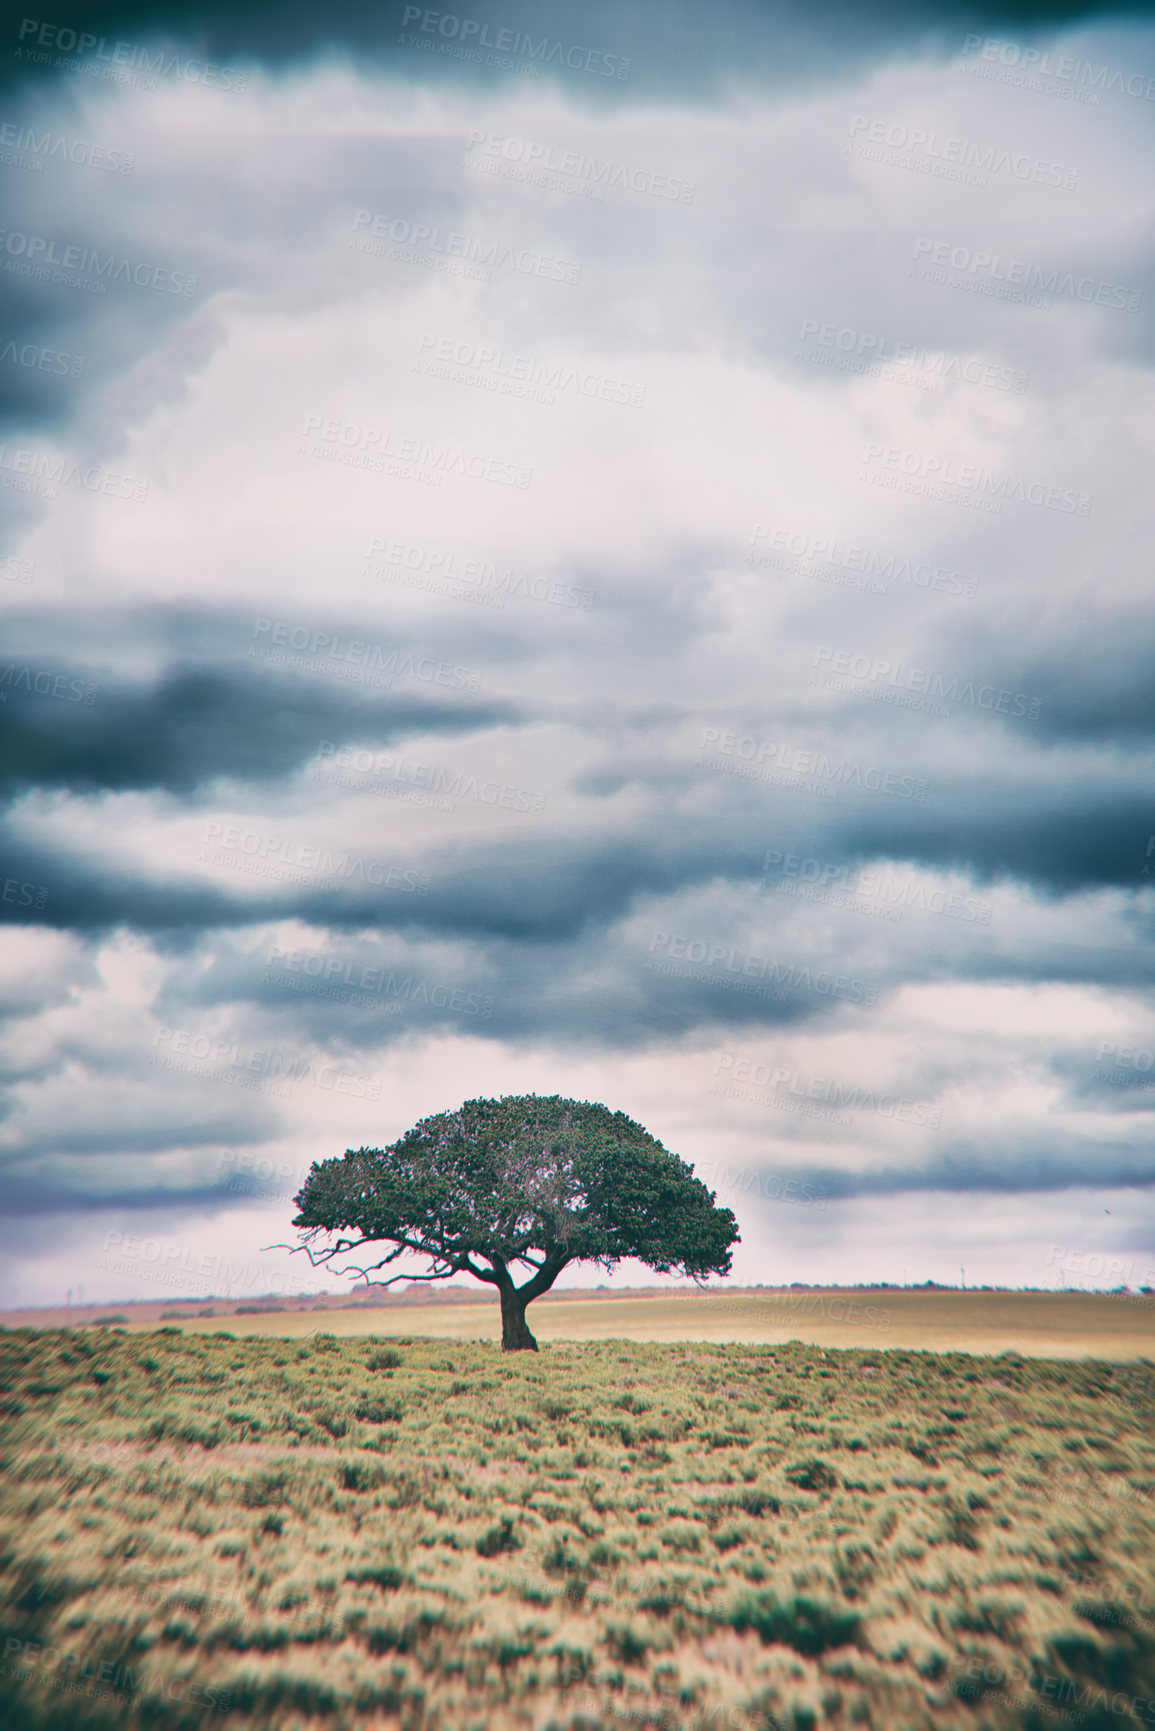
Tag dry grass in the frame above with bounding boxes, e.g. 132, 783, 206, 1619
2, 1327, 1155, 1729
33, 1288, 1155, 1362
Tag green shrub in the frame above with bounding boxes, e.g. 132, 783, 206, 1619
738, 1487, 779, 1515
355, 1400, 402, 1423
729, 1591, 862, 1655
340, 1459, 388, 1492
784, 1459, 839, 1494
476, 1517, 520, 1557
366, 1348, 403, 1370
347, 1562, 405, 1590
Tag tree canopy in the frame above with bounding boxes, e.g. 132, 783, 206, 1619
291, 1093, 740, 1348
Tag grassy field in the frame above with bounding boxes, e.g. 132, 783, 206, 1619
14, 1288, 1155, 1361
2, 1324, 1155, 1730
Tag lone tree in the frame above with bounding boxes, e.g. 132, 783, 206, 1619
290, 1094, 740, 1351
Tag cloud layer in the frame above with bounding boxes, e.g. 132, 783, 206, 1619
2, 0, 1154, 1303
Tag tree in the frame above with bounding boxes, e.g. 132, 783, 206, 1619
290, 1094, 740, 1351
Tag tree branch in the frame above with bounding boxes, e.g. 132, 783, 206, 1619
516, 1247, 573, 1302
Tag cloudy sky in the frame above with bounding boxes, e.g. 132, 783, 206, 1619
2, 0, 1155, 1309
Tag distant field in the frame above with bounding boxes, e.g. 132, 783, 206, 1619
2, 1327, 1154, 1730
38, 1288, 1155, 1361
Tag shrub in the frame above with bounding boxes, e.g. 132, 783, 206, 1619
729, 1592, 862, 1655
355, 1400, 402, 1424
476, 1517, 520, 1557
347, 1562, 405, 1590
738, 1488, 780, 1516
606, 1623, 651, 1664
785, 1459, 839, 1494
340, 1459, 388, 1492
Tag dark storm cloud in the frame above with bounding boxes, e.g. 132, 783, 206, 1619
934, 607, 1155, 746
813, 781, 1155, 898
0, 136, 468, 463
0, 626, 516, 806
7, 0, 1154, 102
0, 1177, 255, 1215
0, 830, 399, 937
775, 1135, 1155, 1197
4, 692, 1154, 942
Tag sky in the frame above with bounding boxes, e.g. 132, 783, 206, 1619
2, 0, 1155, 1309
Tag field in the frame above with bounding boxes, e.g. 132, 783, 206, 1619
8, 1288, 1154, 1362
2, 1318, 1155, 1730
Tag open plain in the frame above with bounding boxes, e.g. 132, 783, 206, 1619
2, 1294, 1154, 1729
7, 1287, 1152, 1362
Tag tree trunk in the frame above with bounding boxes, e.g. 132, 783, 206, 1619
500, 1285, 539, 1352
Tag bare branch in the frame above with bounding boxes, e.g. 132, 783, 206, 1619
323, 1264, 462, 1290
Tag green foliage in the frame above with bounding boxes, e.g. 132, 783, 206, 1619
346, 1562, 404, 1590
475, 1516, 520, 1557
784, 1458, 839, 1493
729, 1591, 862, 1655
354, 1399, 402, 1423
291, 1094, 740, 1303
